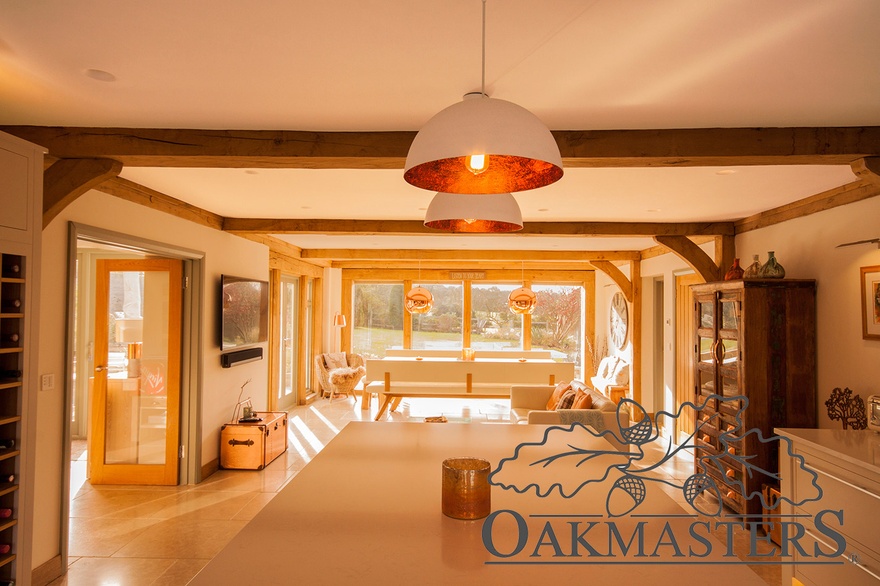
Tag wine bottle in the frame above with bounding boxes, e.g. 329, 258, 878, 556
2, 334, 19, 344
0, 440, 14, 450
0, 371, 21, 379
0, 579, 14, 586
1, 474, 14, 484
0, 509, 11, 519
3, 263, 20, 275
0, 543, 10, 555
0, 300, 21, 312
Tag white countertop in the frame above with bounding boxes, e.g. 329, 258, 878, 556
189, 422, 765, 585
775, 428, 880, 475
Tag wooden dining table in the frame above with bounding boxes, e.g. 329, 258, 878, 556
188, 422, 768, 585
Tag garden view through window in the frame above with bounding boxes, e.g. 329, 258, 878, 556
352, 281, 585, 378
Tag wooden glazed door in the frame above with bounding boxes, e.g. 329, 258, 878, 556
89, 258, 182, 485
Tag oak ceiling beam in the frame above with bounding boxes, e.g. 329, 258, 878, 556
590, 260, 633, 302
653, 235, 721, 283
302, 249, 640, 262
3, 125, 878, 168
223, 218, 734, 237
735, 179, 880, 234
94, 176, 225, 230
851, 157, 880, 185
43, 157, 122, 227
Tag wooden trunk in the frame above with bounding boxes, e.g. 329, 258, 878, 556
220, 411, 287, 470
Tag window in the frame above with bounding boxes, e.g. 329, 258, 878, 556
412, 283, 463, 350
531, 285, 584, 377
352, 283, 404, 358
471, 283, 522, 351
275, 275, 299, 410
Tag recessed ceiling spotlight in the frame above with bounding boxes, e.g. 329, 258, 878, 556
646, 209, 660, 213
537, 208, 549, 212
715, 169, 737, 175
418, 207, 427, 211
301, 206, 311, 210
244, 170, 258, 175
84, 68, 116, 82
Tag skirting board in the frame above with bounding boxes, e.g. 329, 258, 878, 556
32, 554, 62, 586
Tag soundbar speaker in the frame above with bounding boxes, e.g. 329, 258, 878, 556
220, 347, 263, 368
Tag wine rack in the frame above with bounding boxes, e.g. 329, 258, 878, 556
0, 252, 23, 580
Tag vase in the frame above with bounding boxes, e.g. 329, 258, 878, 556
724, 258, 744, 281
758, 251, 785, 279
743, 254, 761, 279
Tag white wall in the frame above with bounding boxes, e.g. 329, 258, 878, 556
639, 243, 712, 418
34, 190, 269, 570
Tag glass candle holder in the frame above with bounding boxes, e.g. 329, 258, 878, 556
442, 457, 491, 519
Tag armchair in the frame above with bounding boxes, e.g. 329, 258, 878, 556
315, 352, 365, 402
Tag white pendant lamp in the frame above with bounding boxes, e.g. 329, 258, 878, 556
424, 192, 523, 233
404, 0, 562, 195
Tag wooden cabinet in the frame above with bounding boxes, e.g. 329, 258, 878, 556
691, 279, 817, 515
0, 131, 43, 585
220, 412, 288, 470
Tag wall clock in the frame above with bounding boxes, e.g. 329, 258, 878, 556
609, 292, 628, 349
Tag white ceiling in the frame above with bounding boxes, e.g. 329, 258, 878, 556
2, 0, 879, 253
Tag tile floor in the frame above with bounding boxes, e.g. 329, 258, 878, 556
49, 396, 779, 586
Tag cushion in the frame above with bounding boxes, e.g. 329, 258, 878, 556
596, 356, 618, 379
591, 392, 616, 412
611, 360, 630, 386
324, 352, 348, 370
328, 366, 364, 386
571, 390, 593, 410
554, 389, 578, 410
545, 381, 572, 410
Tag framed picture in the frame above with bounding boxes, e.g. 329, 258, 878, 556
861, 265, 880, 340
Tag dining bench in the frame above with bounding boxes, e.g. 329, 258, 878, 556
365, 357, 575, 420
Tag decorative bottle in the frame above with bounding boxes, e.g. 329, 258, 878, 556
724, 258, 744, 281
743, 255, 761, 279
758, 251, 785, 279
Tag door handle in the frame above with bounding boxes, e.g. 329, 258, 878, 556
95, 365, 107, 372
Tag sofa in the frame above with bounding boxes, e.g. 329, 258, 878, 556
509, 380, 630, 451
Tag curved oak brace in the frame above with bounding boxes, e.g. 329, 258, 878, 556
851, 157, 880, 185
43, 157, 123, 228
653, 235, 721, 283
591, 260, 633, 302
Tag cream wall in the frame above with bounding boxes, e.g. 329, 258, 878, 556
34, 190, 270, 570
735, 195, 880, 419
637, 197, 880, 432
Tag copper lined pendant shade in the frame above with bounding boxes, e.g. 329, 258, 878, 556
405, 94, 563, 194
405, 286, 433, 314
404, 0, 562, 195
424, 191, 523, 233
508, 287, 537, 315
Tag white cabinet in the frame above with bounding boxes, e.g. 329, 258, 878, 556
778, 428, 880, 585
0, 130, 44, 585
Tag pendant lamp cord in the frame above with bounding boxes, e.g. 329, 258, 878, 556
481, 0, 487, 97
